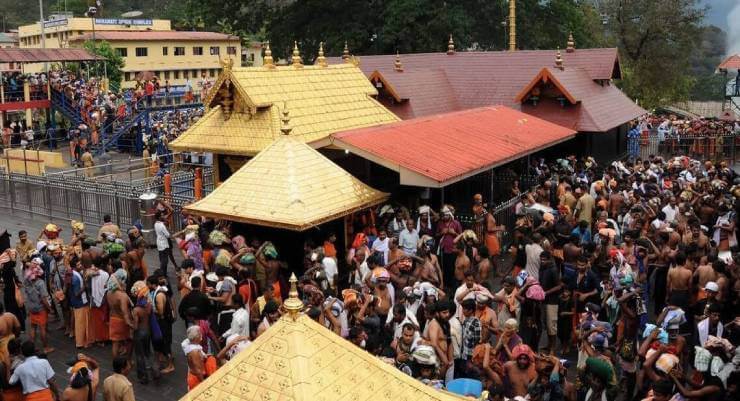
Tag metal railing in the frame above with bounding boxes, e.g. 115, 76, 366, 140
634, 131, 739, 164
0, 154, 213, 231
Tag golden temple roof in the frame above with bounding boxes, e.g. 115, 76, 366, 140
170, 63, 399, 156
179, 312, 468, 401
182, 134, 389, 230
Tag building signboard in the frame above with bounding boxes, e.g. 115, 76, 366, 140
94, 18, 153, 26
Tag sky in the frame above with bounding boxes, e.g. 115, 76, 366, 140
702, 0, 733, 30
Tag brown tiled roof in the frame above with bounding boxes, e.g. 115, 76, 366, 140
329, 48, 644, 132
0, 48, 98, 63
70, 30, 239, 42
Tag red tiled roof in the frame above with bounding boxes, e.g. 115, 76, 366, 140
517, 67, 646, 132
331, 106, 577, 187
718, 54, 740, 71
0, 48, 98, 63
329, 48, 645, 132
70, 30, 239, 42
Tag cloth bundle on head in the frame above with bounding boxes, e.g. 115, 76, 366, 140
71, 220, 85, 233
504, 318, 519, 331
36, 240, 47, 252
661, 307, 686, 331
650, 351, 679, 374
370, 267, 390, 284
585, 357, 616, 386
130, 280, 148, 299
215, 250, 232, 267
511, 344, 535, 362
342, 289, 360, 306
441, 205, 454, 218
107, 268, 128, 292
239, 253, 256, 265
261, 242, 278, 259
103, 242, 125, 258
208, 230, 229, 246
412, 344, 438, 367
351, 233, 366, 249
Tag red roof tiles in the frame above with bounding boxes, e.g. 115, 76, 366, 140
0, 48, 98, 63
332, 106, 577, 187
71, 31, 239, 42
329, 48, 645, 132
718, 54, 740, 71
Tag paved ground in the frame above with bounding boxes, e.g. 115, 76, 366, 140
0, 211, 189, 400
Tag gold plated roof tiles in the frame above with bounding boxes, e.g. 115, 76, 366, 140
180, 313, 468, 401
172, 63, 399, 155
170, 106, 279, 155
182, 135, 388, 230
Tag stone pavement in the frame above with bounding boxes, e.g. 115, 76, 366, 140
0, 210, 189, 400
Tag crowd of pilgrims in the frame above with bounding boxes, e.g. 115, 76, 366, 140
0, 151, 738, 401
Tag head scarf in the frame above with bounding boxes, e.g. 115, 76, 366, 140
106, 268, 128, 292
585, 357, 616, 385
511, 344, 534, 362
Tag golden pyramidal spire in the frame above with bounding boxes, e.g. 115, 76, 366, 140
394, 51, 403, 72
291, 41, 303, 68
263, 40, 275, 69
282, 273, 304, 321
316, 41, 327, 67
566, 32, 575, 53
280, 101, 292, 135
447, 34, 455, 55
555, 47, 564, 70
342, 41, 350, 62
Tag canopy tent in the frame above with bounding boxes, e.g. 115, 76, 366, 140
180, 276, 469, 401
331, 106, 577, 188
0, 48, 99, 63
183, 134, 388, 231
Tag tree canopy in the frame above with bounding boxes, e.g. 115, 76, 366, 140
7, 0, 720, 108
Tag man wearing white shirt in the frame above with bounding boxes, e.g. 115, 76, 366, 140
154, 211, 173, 275
371, 230, 390, 265
661, 197, 678, 223
398, 218, 419, 256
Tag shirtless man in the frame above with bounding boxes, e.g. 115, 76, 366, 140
426, 300, 454, 380
607, 187, 625, 218
682, 223, 710, 257
0, 304, 21, 367
373, 275, 393, 321
503, 344, 537, 398
107, 278, 134, 358
454, 242, 470, 289
666, 252, 692, 310
693, 257, 717, 298
475, 247, 492, 284
124, 245, 147, 284
563, 234, 582, 265
415, 239, 443, 288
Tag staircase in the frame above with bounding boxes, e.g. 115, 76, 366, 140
50, 89, 84, 127
93, 111, 148, 155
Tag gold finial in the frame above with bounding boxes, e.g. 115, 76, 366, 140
282, 273, 303, 321
394, 51, 403, 72
447, 34, 455, 55
342, 41, 350, 62
566, 32, 575, 53
555, 47, 564, 70
291, 41, 303, 68
349, 55, 360, 67
315, 42, 327, 67
263, 41, 274, 69
509, 0, 517, 51
280, 102, 292, 135
219, 56, 234, 71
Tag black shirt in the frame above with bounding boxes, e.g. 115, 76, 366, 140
540, 265, 561, 305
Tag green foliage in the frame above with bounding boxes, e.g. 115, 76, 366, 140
82, 40, 125, 87
605, 0, 705, 108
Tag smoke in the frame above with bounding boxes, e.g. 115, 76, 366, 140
728, 2, 740, 56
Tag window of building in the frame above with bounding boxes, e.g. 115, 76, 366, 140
124, 72, 131, 81
227, 46, 237, 55
115, 48, 128, 57
174, 47, 185, 56
183, 70, 189, 79
250, 54, 255, 62
78, 31, 83, 35
162, 46, 168, 56
209, 46, 220, 55
192, 46, 203, 56
174, 70, 180, 79
209, 69, 215, 77
192, 69, 198, 78
164, 71, 170, 80
135, 47, 148, 57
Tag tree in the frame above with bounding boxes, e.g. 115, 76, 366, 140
605, 0, 705, 108
83, 40, 125, 88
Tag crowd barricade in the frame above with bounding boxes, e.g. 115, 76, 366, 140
0, 153, 213, 232
638, 131, 739, 165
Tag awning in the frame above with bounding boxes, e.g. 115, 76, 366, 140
0, 48, 99, 63
183, 135, 388, 231
331, 106, 577, 188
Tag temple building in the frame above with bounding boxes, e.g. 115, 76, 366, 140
329, 35, 646, 162
169, 42, 400, 183
179, 274, 471, 401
